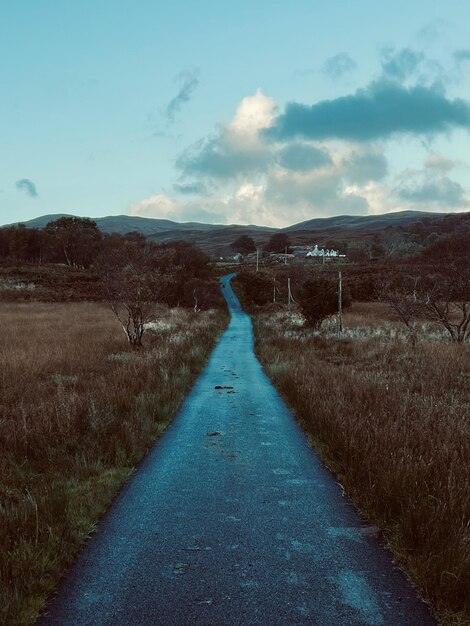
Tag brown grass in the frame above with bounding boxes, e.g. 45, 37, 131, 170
253, 303, 470, 625
0, 302, 227, 625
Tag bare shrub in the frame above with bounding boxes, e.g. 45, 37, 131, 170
377, 277, 421, 345
418, 269, 470, 343
297, 273, 351, 329
378, 268, 470, 344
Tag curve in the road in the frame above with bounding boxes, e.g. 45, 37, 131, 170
36, 274, 436, 626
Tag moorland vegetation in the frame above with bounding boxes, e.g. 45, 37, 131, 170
0, 217, 227, 625
234, 260, 470, 624
1, 212, 470, 624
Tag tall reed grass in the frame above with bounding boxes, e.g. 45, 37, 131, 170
0, 302, 226, 625
253, 303, 470, 625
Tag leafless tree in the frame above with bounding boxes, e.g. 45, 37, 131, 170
378, 278, 421, 344
99, 240, 174, 347
418, 270, 470, 343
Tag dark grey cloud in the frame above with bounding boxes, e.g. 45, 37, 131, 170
276, 143, 332, 171
398, 177, 467, 207
454, 49, 470, 64
173, 181, 207, 195
16, 178, 38, 197
323, 53, 356, 79
342, 150, 388, 183
266, 80, 470, 142
176, 135, 271, 180
166, 69, 200, 122
380, 48, 424, 82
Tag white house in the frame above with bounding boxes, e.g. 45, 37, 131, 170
306, 244, 339, 257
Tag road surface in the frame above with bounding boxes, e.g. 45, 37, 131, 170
37, 274, 436, 625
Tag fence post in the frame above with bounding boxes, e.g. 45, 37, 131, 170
338, 270, 343, 338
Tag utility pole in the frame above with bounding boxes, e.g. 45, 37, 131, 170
256, 248, 259, 272
273, 276, 276, 303
288, 277, 292, 308
338, 270, 343, 338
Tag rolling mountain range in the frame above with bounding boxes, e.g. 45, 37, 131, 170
4, 210, 462, 254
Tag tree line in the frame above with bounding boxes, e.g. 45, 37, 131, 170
0, 217, 102, 267
0, 217, 222, 346
230, 213, 470, 261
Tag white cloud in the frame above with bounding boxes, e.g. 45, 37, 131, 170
176, 90, 276, 181
344, 181, 405, 215
133, 85, 470, 227
228, 89, 277, 139
130, 194, 180, 219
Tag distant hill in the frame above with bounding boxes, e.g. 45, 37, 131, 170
7, 213, 227, 236
284, 210, 444, 233
7, 213, 273, 238
147, 224, 277, 254
5, 213, 276, 254
5, 209, 467, 255
10, 214, 73, 229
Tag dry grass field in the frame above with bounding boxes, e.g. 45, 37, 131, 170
0, 302, 227, 626
253, 303, 470, 625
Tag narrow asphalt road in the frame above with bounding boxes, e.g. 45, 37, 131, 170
37, 274, 436, 626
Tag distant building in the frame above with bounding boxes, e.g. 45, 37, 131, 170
306, 244, 339, 257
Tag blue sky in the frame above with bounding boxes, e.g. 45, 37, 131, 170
1, 0, 470, 227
